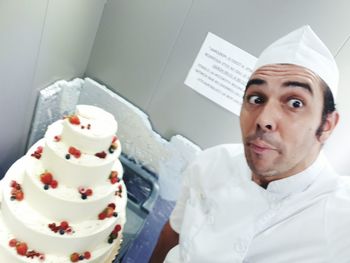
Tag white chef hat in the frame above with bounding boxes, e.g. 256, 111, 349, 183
253, 25, 339, 98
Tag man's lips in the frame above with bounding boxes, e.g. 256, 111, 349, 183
248, 141, 276, 154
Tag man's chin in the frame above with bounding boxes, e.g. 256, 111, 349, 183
248, 162, 278, 178
255, 169, 278, 178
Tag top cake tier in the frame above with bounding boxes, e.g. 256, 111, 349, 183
61, 105, 118, 154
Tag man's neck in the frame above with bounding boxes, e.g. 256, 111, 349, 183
251, 173, 270, 189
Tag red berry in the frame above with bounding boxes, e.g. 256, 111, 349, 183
85, 189, 93, 196
10, 180, 18, 188
50, 180, 58, 189
26, 250, 38, 258
98, 212, 107, 220
40, 172, 53, 185
74, 151, 81, 158
69, 115, 80, 125
31, 152, 41, 159
9, 238, 17, 247
60, 221, 69, 230
54, 135, 61, 142
84, 251, 91, 259
68, 147, 81, 158
95, 151, 107, 159
15, 191, 24, 201
70, 252, 80, 262
114, 224, 122, 232
68, 147, 76, 155
16, 242, 28, 256
107, 203, 116, 209
109, 171, 119, 184
36, 146, 43, 154
110, 177, 118, 184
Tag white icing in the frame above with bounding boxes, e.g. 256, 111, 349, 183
22, 156, 123, 222
0, 105, 127, 262
61, 105, 118, 154
0, 209, 123, 262
1, 157, 127, 255
39, 130, 121, 188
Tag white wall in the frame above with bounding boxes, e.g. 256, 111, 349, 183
0, 0, 106, 176
86, 0, 350, 174
0, 0, 47, 176
325, 40, 350, 175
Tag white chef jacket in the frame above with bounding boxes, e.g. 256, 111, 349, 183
165, 144, 350, 263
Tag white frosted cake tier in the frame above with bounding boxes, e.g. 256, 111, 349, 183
0, 211, 123, 263
0, 157, 126, 260
38, 121, 121, 188
22, 156, 123, 222
61, 105, 118, 154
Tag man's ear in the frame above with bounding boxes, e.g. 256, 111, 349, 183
318, 111, 339, 143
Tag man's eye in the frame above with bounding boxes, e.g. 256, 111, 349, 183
287, 99, 304, 108
248, 95, 264, 104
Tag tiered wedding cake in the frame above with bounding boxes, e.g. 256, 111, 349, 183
0, 105, 127, 262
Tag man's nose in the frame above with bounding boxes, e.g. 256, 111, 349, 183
255, 102, 279, 132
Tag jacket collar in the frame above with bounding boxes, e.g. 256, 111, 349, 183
258, 152, 328, 196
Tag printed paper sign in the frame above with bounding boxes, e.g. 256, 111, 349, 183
185, 32, 257, 116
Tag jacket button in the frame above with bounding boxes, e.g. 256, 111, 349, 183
184, 253, 190, 262
207, 214, 214, 224
234, 238, 248, 255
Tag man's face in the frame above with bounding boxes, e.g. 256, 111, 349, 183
240, 64, 329, 183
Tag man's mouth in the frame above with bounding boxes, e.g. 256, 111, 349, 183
248, 140, 277, 154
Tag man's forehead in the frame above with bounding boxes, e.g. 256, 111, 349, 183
247, 64, 325, 95
251, 64, 318, 78
249, 64, 322, 86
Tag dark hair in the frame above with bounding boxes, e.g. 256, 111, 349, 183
316, 80, 336, 137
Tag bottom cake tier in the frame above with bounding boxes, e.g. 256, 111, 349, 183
0, 215, 123, 263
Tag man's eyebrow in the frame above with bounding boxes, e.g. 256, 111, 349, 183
245, 78, 266, 89
245, 79, 313, 95
283, 81, 313, 95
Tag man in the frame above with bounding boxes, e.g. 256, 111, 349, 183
150, 25, 350, 262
